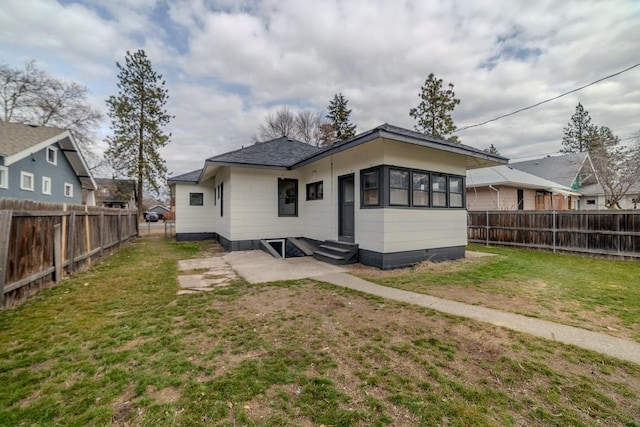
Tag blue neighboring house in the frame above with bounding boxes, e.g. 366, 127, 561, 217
0, 121, 97, 205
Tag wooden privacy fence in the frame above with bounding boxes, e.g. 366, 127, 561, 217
468, 210, 640, 258
0, 199, 138, 310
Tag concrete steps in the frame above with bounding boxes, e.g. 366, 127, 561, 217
313, 240, 359, 265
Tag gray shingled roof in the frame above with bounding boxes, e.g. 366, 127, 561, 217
510, 153, 587, 188
168, 169, 204, 183
206, 136, 321, 168
0, 121, 67, 157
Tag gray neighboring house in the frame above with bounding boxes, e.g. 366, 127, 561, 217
169, 123, 506, 269
510, 152, 640, 210
0, 121, 96, 205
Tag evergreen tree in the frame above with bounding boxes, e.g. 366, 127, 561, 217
561, 102, 595, 153
105, 50, 172, 220
484, 144, 501, 156
326, 93, 356, 140
409, 73, 460, 142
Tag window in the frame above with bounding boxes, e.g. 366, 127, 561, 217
46, 146, 58, 165
278, 178, 298, 216
361, 168, 380, 206
20, 171, 34, 191
219, 183, 223, 217
190, 192, 204, 206
42, 176, 51, 195
449, 177, 464, 208
586, 199, 596, 205
64, 182, 74, 198
389, 168, 409, 206
306, 181, 323, 200
0, 166, 7, 189
432, 175, 447, 207
412, 171, 429, 207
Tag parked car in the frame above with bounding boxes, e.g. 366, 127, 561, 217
145, 212, 159, 222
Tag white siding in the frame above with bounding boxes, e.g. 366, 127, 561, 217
174, 179, 216, 233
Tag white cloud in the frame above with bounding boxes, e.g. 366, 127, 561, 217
1, 0, 639, 176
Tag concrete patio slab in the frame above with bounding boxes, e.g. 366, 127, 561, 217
222, 250, 345, 284
178, 257, 228, 271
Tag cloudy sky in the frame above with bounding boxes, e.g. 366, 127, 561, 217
1, 0, 639, 176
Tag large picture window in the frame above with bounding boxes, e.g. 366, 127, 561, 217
389, 169, 409, 206
278, 178, 298, 216
361, 165, 464, 209
361, 168, 380, 206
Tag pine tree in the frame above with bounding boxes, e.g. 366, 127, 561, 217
409, 73, 460, 142
105, 50, 172, 220
326, 93, 356, 140
561, 102, 595, 153
484, 144, 501, 156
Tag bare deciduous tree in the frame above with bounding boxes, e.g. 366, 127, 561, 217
588, 127, 640, 209
0, 61, 103, 168
258, 107, 334, 146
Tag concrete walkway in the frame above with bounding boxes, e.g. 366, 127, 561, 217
216, 250, 640, 366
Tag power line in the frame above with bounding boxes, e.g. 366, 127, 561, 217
455, 61, 640, 132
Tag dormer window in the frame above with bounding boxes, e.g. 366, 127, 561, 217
46, 146, 58, 165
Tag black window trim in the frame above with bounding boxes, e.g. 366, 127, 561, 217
306, 180, 324, 201
360, 166, 382, 208
278, 178, 298, 217
189, 192, 204, 206
360, 164, 465, 210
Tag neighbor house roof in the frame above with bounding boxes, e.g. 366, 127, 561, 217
510, 152, 588, 188
0, 121, 97, 190
467, 165, 581, 196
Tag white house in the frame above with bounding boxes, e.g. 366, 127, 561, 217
168, 124, 506, 269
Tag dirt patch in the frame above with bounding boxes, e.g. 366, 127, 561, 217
111, 383, 136, 425
146, 385, 181, 404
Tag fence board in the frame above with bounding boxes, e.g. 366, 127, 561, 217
1, 198, 137, 310
468, 210, 640, 258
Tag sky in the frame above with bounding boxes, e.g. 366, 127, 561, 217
1, 0, 639, 177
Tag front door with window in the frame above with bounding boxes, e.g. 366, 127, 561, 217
338, 174, 355, 242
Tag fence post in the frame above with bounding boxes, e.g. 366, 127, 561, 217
552, 210, 557, 253
485, 210, 490, 246
0, 211, 12, 309
99, 212, 105, 257
54, 223, 62, 282
67, 211, 76, 274
117, 210, 122, 246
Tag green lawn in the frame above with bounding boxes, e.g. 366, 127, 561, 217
1, 238, 639, 426
351, 244, 640, 342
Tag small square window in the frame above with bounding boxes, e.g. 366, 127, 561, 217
0, 166, 7, 189
64, 182, 74, 198
586, 199, 596, 205
46, 146, 58, 165
20, 171, 34, 191
42, 176, 51, 195
306, 181, 323, 200
190, 192, 204, 206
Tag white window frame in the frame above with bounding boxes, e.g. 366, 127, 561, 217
46, 146, 58, 165
0, 166, 7, 189
64, 182, 74, 198
20, 171, 35, 191
42, 176, 52, 195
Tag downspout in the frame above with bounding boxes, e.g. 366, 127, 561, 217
488, 185, 500, 209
